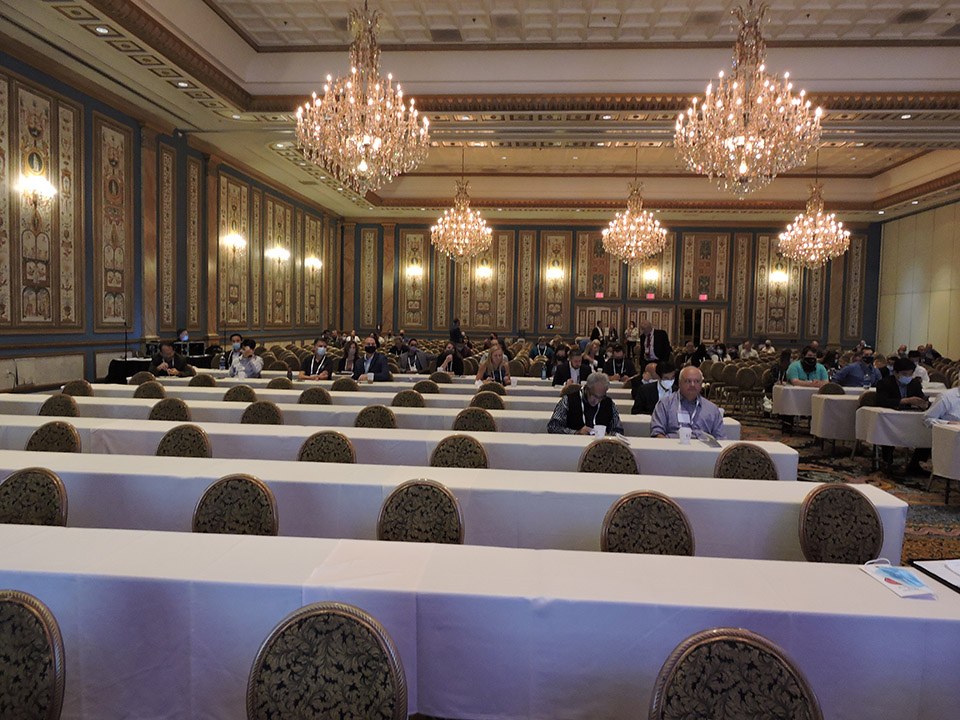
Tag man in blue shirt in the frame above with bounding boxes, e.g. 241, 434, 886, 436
785, 345, 828, 387
832, 347, 882, 387
650, 366, 726, 439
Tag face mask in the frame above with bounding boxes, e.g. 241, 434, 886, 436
898, 374, 913, 385
899, 351, 907, 358
862, 357, 873, 366
660, 379, 673, 390
180, 334, 188, 342
316, 347, 326, 357
364, 345, 376, 354
801, 358, 817, 370
232, 342, 241, 351
409, 347, 417, 354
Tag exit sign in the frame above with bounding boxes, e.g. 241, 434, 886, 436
595, 292, 604, 299
699, 293, 708, 301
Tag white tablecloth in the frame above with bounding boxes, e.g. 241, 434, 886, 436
8, 395, 739, 440
810, 394, 860, 442
774, 383, 945, 417
1, 525, 957, 720
0, 415, 796, 478
204, 368, 558, 386
0, 449, 897, 560
856, 407, 933, 448
932, 423, 960, 481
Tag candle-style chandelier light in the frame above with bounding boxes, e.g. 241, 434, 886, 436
778, 183, 850, 267
295, 2, 430, 195
431, 149, 492, 263
674, 0, 822, 197
602, 171, 668, 266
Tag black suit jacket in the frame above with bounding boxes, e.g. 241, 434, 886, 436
631, 381, 676, 414
552, 362, 586, 386
876, 375, 926, 410
602, 357, 636, 378
352, 352, 391, 381
639, 329, 671, 362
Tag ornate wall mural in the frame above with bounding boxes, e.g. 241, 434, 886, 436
680, 232, 729, 302
805, 265, 826, 339
250, 187, 261, 328
730, 233, 753, 338
844, 234, 867, 341
56, 100, 80, 329
185, 156, 202, 329
432, 248, 449, 332
158, 143, 176, 331
304, 214, 323, 327
454, 229, 515, 332
517, 229, 536, 333
575, 305, 621, 337
754, 234, 802, 338
294, 209, 303, 326
398, 229, 429, 331
539, 231, 572, 333
359, 227, 378, 329
625, 306, 674, 341
0, 75, 8, 326
626, 233, 675, 302
263, 194, 294, 328
575, 230, 621, 301
218, 172, 248, 327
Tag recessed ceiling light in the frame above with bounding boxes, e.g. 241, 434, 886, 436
878, 210, 885, 215
497, 208, 502, 211
501, 155, 506, 160
900, 114, 912, 119
575, 209, 581, 212
911, 200, 919, 205
176, 81, 189, 88
572, 156, 578, 160
602, 115, 612, 120
299, 162, 306, 166
231, 114, 241, 119
337, 187, 343, 191
596, 142, 604, 146
854, 142, 865, 147
420, 207, 425, 211
276, 143, 284, 148
320, 176, 326, 180
94, 26, 110, 35
368, 206, 374, 210
850, 157, 857, 161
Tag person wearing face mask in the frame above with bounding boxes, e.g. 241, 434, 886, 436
176, 328, 189, 343
529, 337, 555, 362
547, 372, 624, 435
401, 338, 430, 374
547, 344, 569, 379
337, 341, 360, 374
436, 342, 464, 376
228, 338, 263, 379
299, 337, 332, 380
897, 344, 908, 359
785, 346, 828, 388
632, 362, 677, 415
907, 351, 930, 383
602, 344, 636, 382
876, 357, 931, 474
832, 347, 882, 387
759, 338, 776, 355
351, 335, 391, 382
227, 333, 244, 366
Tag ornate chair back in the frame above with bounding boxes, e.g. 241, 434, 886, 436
241, 401, 284, 425
799, 484, 883, 564
469, 391, 505, 410
413, 379, 440, 394
299, 387, 332, 405
817, 382, 845, 395
297, 431, 356, 463
392, 390, 425, 407
62, 379, 93, 397
377, 479, 464, 544
192, 474, 278, 535
156, 424, 211, 458
331, 377, 359, 392
453, 407, 497, 432
266, 377, 294, 390
355, 405, 397, 429
133, 381, 167, 399
481, 381, 507, 396
25, 421, 81, 453
38, 394, 79, 418
713, 442, 779, 480
601, 491, 694, 555
149, 398, 192, 422
577, 438, 639, 474
429, 434, 488, 468
429, 371, 452, 384
0, 468, 68, 526
129, 371, 155, 386
189, 374, 217, 387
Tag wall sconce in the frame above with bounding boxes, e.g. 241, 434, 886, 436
18, 175, 57, 208
406, 262, 423, 278
546, 266, 563, 281
643, 268, 659, 283
476, 264, 493, 280
221, 233, 247, 251
769, 269, 789, 284
265, 247, 291, 262
304, 256, 322, 271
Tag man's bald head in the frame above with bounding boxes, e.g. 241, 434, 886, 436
678, 366, 703, 401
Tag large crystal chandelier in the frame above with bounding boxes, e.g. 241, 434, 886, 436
432, 151, 493, 264
675, 1, 822, 197
778, 183, 850, 267
295, 2, 430, 195
602, 181, 668, 265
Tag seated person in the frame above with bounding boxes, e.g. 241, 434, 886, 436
387, 335, 407, 357
674, 341, 702, 368
549, 344, 570, 379
582, 341, 601, 374
785, 345, 828, 387
475, 345, 511, 385
547, 371, 624, 435
229, 338, 263, 379
602, 344, 636, 382
832, 347, 882, 387
739, 340, 759, 359
351, 336, 392, 382
922, 343, 942, 362
876, 357, 931, 474
226, 332, 244, 366
337, 341, 360, 375
400, 338, 430, 374
765, 350, 794, 393
632, 362, 676, 415
907, 350, 930, 382
436, 342, 464, 376
759, 338, 777, 355
650, 366, 726, 440
709, 343, 731, 362
529, 337, 555, 362
552, 349, 586, 386
924, 386, 960, 425
299, 337, 332, 380
149, 340, 196, 377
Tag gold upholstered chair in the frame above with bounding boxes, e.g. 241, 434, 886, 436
577, 438, 639, 474
413, 379, 440, 394
61, 379, 93, 397
189, 373, 217, 387
470, 390, 505, 410
0, 467, 68, 526
480, 381, 506, 396
241, 401, 284, 425
299, 386, 333, 405
129, 371, 156, 386
192, 474, 278, 536
331, 377, 359, 392
429, 371, 452, 384
223, 384, 258, 403
713, 442, 779, 481
149, 398, 192, 422
25, 422, 81, 453
377, 479, 464, 544
156, 424, 212, 458
429, 434, 488, 468
246, 602, 406, 720
355, 405, 397, 429
297, 431, 357, 463
266, 377, 295, 390
560, 383, 581, 398
650, 628, 822, 720
817, 382, 846, 395
133, 380, 166, 399
601, 490, 694, 556
453, 407, 497, 432
392, 389, 425, 408
799, 484, 883, 564
38, 394, 79, 418
0, 590, 66, 719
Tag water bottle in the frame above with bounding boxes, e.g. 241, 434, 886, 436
541, 364, 547, 380
219, 354, 226, 370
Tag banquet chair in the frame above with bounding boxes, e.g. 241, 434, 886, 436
62, 379, 93, 397
649, 628, 822, 720
377, 479, 464, 544
817, 382, 846, 395
241, 401, 284, 425
857, 391, 878, 407
0, 467, 68, 526
713, 443, 779, 481
560, 383, 581, 398
928, 370, 949, 385
38, 394, 79, 418
578, 438, 639, 474
189, 373, 217, 387
413, 379, 440, 394
284, 356, 301, 372
735, 367, 764, 416
601, 491, 694, 556
299, 386, 332, 405
133, 380, 167, 399
266, 377, 294, 390
265, 360, 289, 372
25, 422, 81, 453
508, 359, 525, 378
253, 346, 266, 356
720, 363, 741, 412
156, 424, 212, 458
430, 434, 488, 468
470, 390, 505, 410
453, 407, 497, 432
392, 389, 425, 407
129, 371, 156, 386
0, 590, 66, 720
429, 371, 452, 384
355, 405, 397, 429
149, 398, 192, 422
193, 474, 278, 535
331, 377, 359, 392
298, 431, 357, 463
246, 602, 406, 720
223, 385, 258, 403
799, 484, 883, 564
481, 381, 507, 396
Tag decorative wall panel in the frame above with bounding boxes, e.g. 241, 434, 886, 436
359, 227, 378, 329
157, 143, 176, 331
324, 219, 335, 329
264, 195, 294, 328
454, 229, 515, 332
432, 249, 450, 332
92, 114, 133, 331
625, 306, 675, 343
398, 229, 429, 331
217, 173, 248, 327
753, 234, 802, 338
539, 231, 573, 333
844, 234, 867, 341
626, 233, 676, 301
805, 266, 826, 339
0, 74, 9, 326
680, 232, 730, 302
700, 308, 727, 344
294, 209, 303, 326
304, 214, 322, 327
575, 305, 621, 337
575, 230, 621, 300
730, 233, 753, 338
185, 156, 202, 329
56, 101, 80, 328
517, 230, 536, 332
250, 187, 261, 328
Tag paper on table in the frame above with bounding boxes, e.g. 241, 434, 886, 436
946, 560, 960, 578
861, 560, 937, 599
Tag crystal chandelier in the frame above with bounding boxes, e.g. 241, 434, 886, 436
431, 178, 492, 263
778, 183, 850, 267
602, 181, 668, 265
674, 1, 822, 197
295, 2, 430, 195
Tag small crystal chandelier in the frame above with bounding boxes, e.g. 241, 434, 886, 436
602, 180, 668, 265
778, 183, 850, 267
675, 1, 822, 197
431, 149, 492, 263
295, 2, 430, 195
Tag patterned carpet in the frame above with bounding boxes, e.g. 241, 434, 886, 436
739, 416, 960, 563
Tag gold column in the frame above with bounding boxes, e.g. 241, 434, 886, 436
381, 222, 396, 333
340, 222, 357, 332
139, 124, 159, 342
204, 155, 222, 344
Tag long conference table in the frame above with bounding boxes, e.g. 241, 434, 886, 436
774, 382, 946, 418
0, 450, 902, 561
9, 394, 741, 440
932, 423, 960, 490
0, 415, 797, 478
1, 524, 957, 720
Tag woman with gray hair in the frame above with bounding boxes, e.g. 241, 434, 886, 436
547, 371, 624, 435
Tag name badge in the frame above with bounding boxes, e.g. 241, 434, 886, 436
678, 412, 691, 424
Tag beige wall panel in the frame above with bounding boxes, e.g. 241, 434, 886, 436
927, 290, 952, 354
892, 292, 912, 349
879, 221, 899, 295
909, 292, 931, 350
912, 211, 934, 294
12, 354, 83, 387
895, 215, 916, 294
931, 205, 955, 292
950, 290, 960, 359
876, 293, 896, 353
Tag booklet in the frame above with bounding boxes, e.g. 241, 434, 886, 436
861, 559, 937, 599
910, 558, 960, 595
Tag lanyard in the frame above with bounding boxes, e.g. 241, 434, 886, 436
612, 359, 623, 375
492, 367, 504, 383
408, 354, 418, 371
310, 356, 326, 375
579, 392, 599, 427
364, 356, 373, 372
678, 397, 701, 427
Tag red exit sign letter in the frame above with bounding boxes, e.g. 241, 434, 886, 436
595, 292, 604, 299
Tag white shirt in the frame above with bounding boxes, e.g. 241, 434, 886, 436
913, 364, 930, 383
924, 388, 960, 426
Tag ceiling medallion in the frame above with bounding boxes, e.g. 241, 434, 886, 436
674, 0, 822, 197
602, 181, 668, 265
778, 183, 850, 267
295, 2, 429, 195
